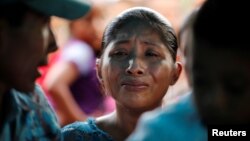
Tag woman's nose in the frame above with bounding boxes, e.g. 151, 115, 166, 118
126, 57, 145, 76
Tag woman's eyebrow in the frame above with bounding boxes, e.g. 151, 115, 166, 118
113, 39, 130, 45
141, 39, 164, 47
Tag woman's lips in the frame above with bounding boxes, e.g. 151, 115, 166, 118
121, 80, 149, 91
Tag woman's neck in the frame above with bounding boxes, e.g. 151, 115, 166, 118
97, 107, 143, 141
115, 107, 142, 134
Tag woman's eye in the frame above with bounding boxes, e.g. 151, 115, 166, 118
146, 52, 158, 57
114, 51, 128, 56
110, 51, 128, 59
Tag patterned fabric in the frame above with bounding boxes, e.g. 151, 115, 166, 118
0, 85, 61, 141
61, 118, 113, 141
127, 93, 208, 141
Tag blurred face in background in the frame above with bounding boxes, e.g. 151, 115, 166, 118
0, 10, 57, 93
70, 6, 101, 53
191, 41, 250, 125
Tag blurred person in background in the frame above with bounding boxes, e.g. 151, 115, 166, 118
190, 0, 250, 127
0, 0, 91, 140
43, 3, 115, 127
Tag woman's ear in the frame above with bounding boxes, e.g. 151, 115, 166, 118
170, 62, 182, 85
96, 58, 103, 83
96, 58, 107, 95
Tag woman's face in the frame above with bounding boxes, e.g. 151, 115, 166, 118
98, 24, 178, 111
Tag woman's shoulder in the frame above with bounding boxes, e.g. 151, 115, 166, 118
61, 118, 113, 141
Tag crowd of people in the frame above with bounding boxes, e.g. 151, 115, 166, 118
0, 0, 249, 141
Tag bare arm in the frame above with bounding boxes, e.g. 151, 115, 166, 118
44, 61, 87, 127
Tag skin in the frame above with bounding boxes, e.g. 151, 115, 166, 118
190, 42, 250, 125
96, 24, 181, 141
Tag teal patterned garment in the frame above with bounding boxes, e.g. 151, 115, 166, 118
127, 93, 207, 141
62, 118, 113, 141
0, 85, 61, 141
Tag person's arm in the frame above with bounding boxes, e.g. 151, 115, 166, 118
44, 61, 87, 127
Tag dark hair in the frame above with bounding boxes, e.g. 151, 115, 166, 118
0, 3, 45, 27
101, 7, 178, 61
178, 9, 198, 45
0, 3, 30, 27
177, 9, 198, 58
193, 0, 250, 49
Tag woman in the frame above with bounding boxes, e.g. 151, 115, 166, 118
61, 7, 182, 141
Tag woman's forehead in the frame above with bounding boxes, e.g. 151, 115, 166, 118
114, 23, 160, 40
115, 29, 159, 40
